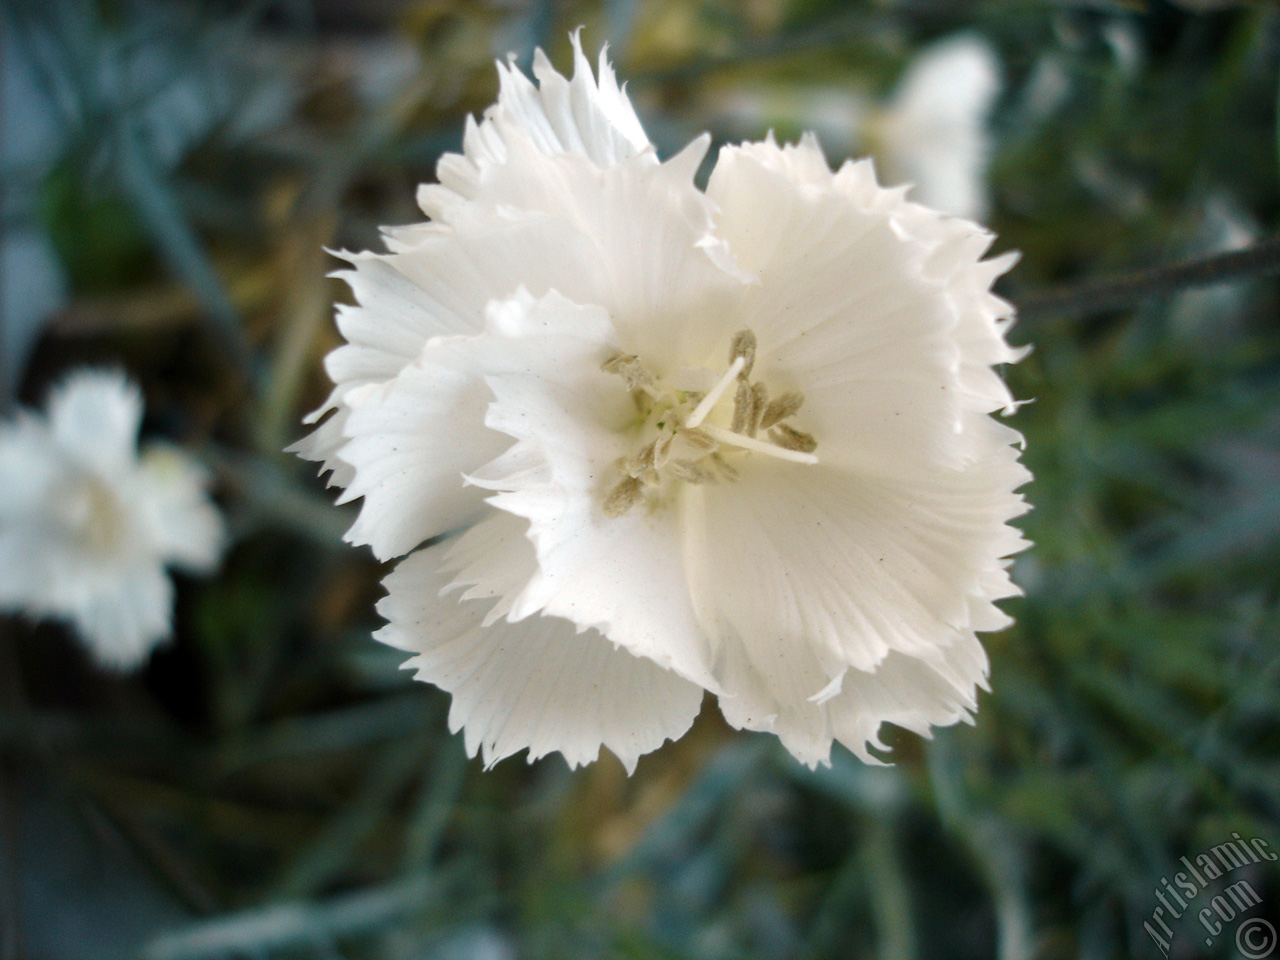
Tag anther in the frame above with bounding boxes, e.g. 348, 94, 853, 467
621, 440, 659, 478
730, 379, 753, 434
685, 356, 745, 428
602, 354, 655, 391
603, 475, 645, 517
600, 332, 818, 519
747, 382, 768, 437
710, 453, 739, 480
769, 423, 818, 454
676, 426, 718, 452
760, 391, 804, 430
668, 459, 711, 484
729, 330, 756, 380
652, 433, 673, 468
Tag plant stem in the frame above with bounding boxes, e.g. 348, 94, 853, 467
1017, 235, 1280, 322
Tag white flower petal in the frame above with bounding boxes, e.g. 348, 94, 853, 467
474, 367, 720, 692
285, 402, 356, 489
291, 209, 597, 483
0, 515, 54, 608
420, 32, 650, 219
0, 417, 94, 612
878, 35, 1000, 220
136, 446, 225, 573
376, 542, 703, 772
337, 291, 619, 560
499, 37, 649, 162
65, 562, 174, 671
296, 141, 742, 486
716, 628, 989, 768
0, 412, 62, 520
688, 454, 1027, 678
438, 509, 540, 622
429, 135, 743, 370
685, 449, 1023, 766
708, 138, 1020, 479
46, 370, 143, 477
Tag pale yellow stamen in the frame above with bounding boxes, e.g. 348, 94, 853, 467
685, 356, 745, 429
677, 426, 718, 452
760, 391, 804, 430
56, 474, 127, 552
746, 382, 768, 437
601, 329, 817, 517
729, 329, 756, 379
602, 354, 663, 401
730, 379, 752, 434
769, 423, 818, 454
601, 353, 650, 386
702, 423, 819, 464
667, 459, 711, 483
603, 475, 645, 517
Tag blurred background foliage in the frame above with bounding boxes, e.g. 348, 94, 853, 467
2, 0, 1279, 958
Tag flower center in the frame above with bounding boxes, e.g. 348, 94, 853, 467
600, 329, 817, 517
53, 471, 129, 553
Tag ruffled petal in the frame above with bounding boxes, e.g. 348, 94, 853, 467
428, 136, 744, 370
64, 562, 174, 671
336, 291, 619, 560
687, 450, 1026, 677
419, 32, 651, 219
376, 540, 704, 773
0, 412, 63, 522
707, 138, 1021, 482
295, 143, 742, 484
286, 402, 356, 489
290, 205, 599, 484
0, 509, 56, 609
715, 625, 989, 768
46, 370, 143, 478
472, 362, 720, 692
681, 412, 1025, 768
135, 445, 226, 573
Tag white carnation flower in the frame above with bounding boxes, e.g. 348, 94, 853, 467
0, 371, 225, 669
295, 34, 1030, 770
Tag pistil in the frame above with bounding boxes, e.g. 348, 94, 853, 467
685, 356, 745, 429
701, 423, 819, 464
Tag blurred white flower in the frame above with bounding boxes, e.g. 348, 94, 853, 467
1169, 195, 1258, 342
296, 35, 1030, 770
872, 35, 1002, 221
708, 36, 1001, 221
0, 371, 224, 669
